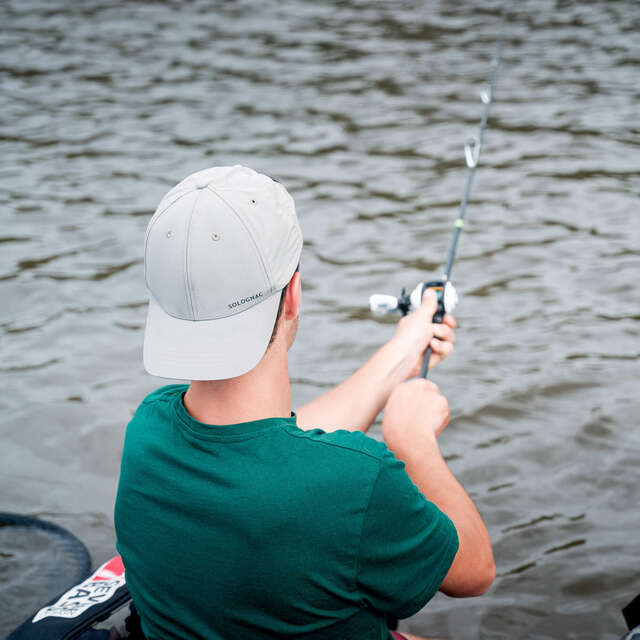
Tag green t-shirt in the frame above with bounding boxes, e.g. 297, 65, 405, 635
115, 385, 458, 640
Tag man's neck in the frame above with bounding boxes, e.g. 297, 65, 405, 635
183, 340, 292, 425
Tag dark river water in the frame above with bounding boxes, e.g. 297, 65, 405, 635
1, 0, 639, 637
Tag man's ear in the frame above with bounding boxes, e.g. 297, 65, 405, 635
284, 271, 301, 321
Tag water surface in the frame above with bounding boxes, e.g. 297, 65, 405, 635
1, 0, 639, 637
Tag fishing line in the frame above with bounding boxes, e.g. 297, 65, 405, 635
370, 10, 506, 379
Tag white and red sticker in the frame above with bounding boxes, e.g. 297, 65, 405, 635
32, 556, 126, 622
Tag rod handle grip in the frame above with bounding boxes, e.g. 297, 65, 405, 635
420, 310, 444, 379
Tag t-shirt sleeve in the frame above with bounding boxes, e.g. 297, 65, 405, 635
356, 449, 459, 619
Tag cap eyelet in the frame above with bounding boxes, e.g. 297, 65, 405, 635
250, 198, 257, 205
166, 230, 173, 239
211, 232, 220, 241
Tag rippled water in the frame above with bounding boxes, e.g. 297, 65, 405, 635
1, 0, 639, 637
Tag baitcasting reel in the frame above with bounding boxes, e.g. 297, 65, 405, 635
369, 280, 458, 321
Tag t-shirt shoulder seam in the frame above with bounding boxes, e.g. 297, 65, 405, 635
283, 428, 386, 461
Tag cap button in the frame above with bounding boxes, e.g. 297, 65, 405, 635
193, 176, 210, 189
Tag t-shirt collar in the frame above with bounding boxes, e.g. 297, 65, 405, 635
174, 390, 297, 441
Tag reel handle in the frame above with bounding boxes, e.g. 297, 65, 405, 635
369, 294, 400, 316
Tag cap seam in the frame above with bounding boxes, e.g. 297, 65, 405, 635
144, 190, 194, 292
183, 191, 201, 319
207, 187, 273, 294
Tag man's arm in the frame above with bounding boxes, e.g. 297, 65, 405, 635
382, 379, 495, 596
296, 292, 456, 432
416, 440, 495, 596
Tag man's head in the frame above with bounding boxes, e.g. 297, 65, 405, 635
143, 166, 303, 381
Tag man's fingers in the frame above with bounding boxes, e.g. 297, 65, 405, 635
430, 337, 454, 359
433, 323, 455, 343
412, 378, 439, 393
393, 378, 439, 400
443, 314, 457, 329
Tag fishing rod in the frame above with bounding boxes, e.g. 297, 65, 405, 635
369, 19, 505, 379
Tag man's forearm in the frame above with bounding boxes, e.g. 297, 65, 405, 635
402, 435, 495, 597
296, 339, 413, 432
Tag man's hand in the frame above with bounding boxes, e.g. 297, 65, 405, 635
381, 379, 449, 459
296, 289, 457, 434
390, 289, 457, 378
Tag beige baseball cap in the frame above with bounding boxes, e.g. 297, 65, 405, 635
143, 165, 303, 380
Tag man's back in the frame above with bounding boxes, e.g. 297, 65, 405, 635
115, 385, 458, 640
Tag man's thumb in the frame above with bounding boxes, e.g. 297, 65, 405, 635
419, 288, 438, 316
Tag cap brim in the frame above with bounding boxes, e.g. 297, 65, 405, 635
143, 293, 281, 381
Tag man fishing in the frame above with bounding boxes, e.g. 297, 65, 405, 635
114, 165, 495, 640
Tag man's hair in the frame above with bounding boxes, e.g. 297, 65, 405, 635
268, 285, 288, 347
268, 266, 299, 346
